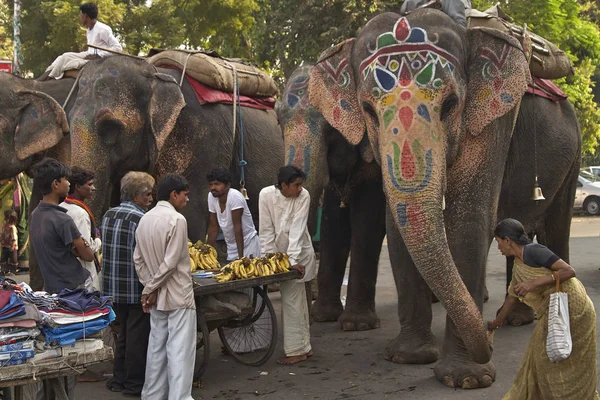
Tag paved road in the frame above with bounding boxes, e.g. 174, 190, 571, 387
74, 216, 600, 399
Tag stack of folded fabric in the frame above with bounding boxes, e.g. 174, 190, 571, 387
0, 289, 39, 366
39, 288, 115, 346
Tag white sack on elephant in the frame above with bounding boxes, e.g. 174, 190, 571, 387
146, 49, 278, 97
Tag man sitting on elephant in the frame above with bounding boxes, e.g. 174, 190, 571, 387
401, 0, 471, 27
41, 2, 122, 80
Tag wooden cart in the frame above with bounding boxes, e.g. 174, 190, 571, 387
0, 346, 113, 400
192, 270, 300, 381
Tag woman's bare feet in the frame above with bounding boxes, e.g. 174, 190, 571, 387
277, 350, 313, 365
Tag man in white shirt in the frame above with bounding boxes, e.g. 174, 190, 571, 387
134, 174, 195, 400
259, 166, 316, 365
40, 2, 123, 80
206, 168, 261, 261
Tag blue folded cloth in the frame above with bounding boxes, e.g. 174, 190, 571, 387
53, 288, 113, 313
42, 308, 116, 346
0, 293, 25, 321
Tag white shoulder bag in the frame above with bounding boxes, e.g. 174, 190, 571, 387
546, 271, 572, 362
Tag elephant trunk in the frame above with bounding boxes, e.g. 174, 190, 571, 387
70, 122, 112, 220
381, 142, 491, 364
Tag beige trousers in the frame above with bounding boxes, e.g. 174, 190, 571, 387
280, 280, 311, 356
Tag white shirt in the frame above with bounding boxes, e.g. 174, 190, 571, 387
60, 201, 102, 290
258, 186, 316, 283
134, 201, 195, 311
87, 21, 122, 57
208, 189, 258, 261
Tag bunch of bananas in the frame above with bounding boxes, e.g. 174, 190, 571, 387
214, 252, 291, 283
188, 240, 220, 271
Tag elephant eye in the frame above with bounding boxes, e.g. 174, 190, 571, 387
361, 102, 379, 128
440, 94, 458, 121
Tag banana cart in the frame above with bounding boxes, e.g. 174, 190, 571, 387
192, 270, 300, 381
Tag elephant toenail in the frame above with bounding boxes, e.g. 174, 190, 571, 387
442, 376, 455, 388
480, 375, 494, 388
510, 319, 523, 326
357, 323, 370, 330
391, 355, 405, 363
461, 376, 479, 389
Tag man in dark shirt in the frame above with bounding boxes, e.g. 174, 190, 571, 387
30, 158, 94, 294
101, 171, 155, 396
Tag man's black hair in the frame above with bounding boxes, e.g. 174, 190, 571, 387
206, 168, 232, 185
276, 165, 306, 189
32, 158, 71, 196
79, 3, 98, 19
68, 167, 95, 195
157, 174, 190, 201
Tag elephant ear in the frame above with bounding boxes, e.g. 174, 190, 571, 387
149, 73, 186, 151
465, 27, 531, 136
308, 39, 365, 145
14, 89, 69, 160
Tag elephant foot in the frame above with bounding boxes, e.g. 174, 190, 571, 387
338, 306, 380, 331
433, 352, 496, 389
503, 301, 535, 326
384, 331, 439, 364
311, 297, 343, 322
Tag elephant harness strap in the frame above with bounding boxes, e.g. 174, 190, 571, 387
226, 61, 249, 199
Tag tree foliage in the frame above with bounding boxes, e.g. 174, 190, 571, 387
0, 0, 598, 155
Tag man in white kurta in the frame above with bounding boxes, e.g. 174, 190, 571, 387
134, 175, 195, 400
43, 2, 123, 79
259, 166, 316, 364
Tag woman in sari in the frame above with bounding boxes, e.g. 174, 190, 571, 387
489, 218, 599, 400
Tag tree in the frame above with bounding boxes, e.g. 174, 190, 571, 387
0, 0, 12, 60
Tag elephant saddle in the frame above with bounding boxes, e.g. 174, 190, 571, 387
146, 49, 279, 98
467, 6, 573, 80
527, 77, 568, 102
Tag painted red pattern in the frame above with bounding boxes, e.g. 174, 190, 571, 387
360, 43, 459, 75
321, 58, 349, 82
480, 44, 511, 70
398, 107, 413, 132
401, 141, 416, 180
399, 62, 412, 87
395, 18, 410, 41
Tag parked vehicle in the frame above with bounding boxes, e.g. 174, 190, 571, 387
581, 166, 600, 177
575, 170, 600, 215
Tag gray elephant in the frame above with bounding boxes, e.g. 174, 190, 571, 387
287, 8, 572, 388
66, 56, 283, 246
0, 74, 77, 179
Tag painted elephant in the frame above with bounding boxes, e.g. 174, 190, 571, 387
279, 66, 387, 331
67, 56, 284, 244
293, 9, 538, 387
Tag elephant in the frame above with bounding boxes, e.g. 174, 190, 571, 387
282, 61, 581, 331
279, 65, 387, 331
289, 8, 544, 388
0, 74, 78, 180
66, 55, 284, 246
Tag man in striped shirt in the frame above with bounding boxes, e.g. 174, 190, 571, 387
101, 172, 155, 396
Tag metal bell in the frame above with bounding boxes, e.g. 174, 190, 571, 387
240, 186, 249, 200
532, 176, 545, 201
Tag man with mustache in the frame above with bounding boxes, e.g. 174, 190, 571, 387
206, 168, 260, 261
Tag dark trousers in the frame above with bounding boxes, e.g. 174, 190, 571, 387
110, 303, 151, 394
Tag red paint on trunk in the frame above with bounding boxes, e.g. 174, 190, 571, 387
401, 140, 416, 179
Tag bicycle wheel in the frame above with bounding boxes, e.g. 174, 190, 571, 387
217, 287, 277, 366
193, 311, 210, 381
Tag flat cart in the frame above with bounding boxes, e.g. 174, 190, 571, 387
0, 346, 113, 400
192, 270, 300, 381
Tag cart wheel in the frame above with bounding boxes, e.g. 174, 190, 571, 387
193, 312, 210, 381
217, 287, 277, 366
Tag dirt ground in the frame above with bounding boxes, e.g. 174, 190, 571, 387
70, 216, 600, 399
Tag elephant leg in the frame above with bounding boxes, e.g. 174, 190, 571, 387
312, 186, 351, 322
384, 209, 439, 364
339, 180, 386, 331
28, 182, 44, 291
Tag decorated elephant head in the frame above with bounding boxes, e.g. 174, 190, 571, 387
307, 10, 530, 364
279, 65, 330, 233
68, 56, 185, 217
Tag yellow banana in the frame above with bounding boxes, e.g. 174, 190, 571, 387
246, 261, 256, 278
190, 256, 197, 272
